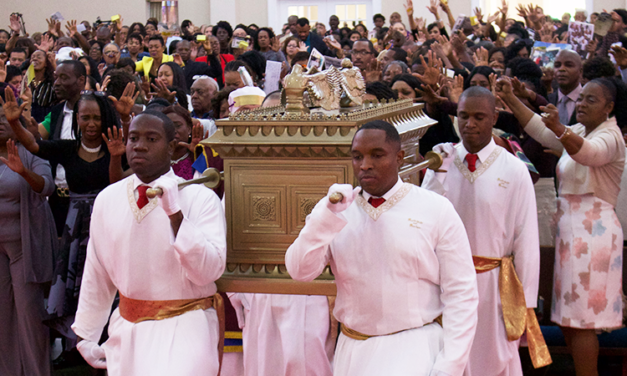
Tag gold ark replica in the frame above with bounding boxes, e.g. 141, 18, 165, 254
203, 61, 439, 296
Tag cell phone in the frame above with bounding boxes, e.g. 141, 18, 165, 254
77, 23, 86, 33
231, 37, 248, 49
111, 14, 120, 22
196, 35, 207, 42
446, 69, 455, 78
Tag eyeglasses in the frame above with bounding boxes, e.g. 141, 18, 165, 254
81, 90, 107, 96
352, 50, 373, 57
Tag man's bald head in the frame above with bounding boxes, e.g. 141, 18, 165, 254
554, 50, 582, 91
459, 86, 495, 109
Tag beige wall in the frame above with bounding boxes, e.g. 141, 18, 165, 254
2, 0, 627, 36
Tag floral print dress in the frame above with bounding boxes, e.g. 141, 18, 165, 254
551, 194, 623, 329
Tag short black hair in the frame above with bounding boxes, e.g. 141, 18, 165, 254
116, 58, 136, 72
127, 32, 143, 44
291, 51, 310, 68
297, 18, 310, 27
583, 57, 617, 81
355, 38, 376, 55
148, 34, 165, 46
614, 9, 627, 25
355, 120, 401, 150
373, 13, 385, 22
10, 47, 26, 56
137, 110, 176, 141
224, 60, 253, 76
59, 60, 87, 79
104, 68, 137, 99
389, 47, 407, 63
5, 65, 22, 83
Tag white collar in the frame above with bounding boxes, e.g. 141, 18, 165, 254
63, 102, 73, 114
362, 177, 403, 201
132, 168, 177, 191
558, 84, 582, 103
457, 138, 497, 163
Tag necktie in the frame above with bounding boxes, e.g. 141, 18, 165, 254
558, 96, 570, 125
137, 185, 149, 209
465, 153, 479, 172
368, 197, 386, 208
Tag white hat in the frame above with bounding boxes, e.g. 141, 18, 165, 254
228, 86, 266, 114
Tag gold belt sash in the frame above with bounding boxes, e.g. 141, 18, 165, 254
119, 293, 226, 375
473, 255, 552, 369
340, 315, 442, 341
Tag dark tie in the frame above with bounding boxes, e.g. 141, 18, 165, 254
368, 197, 386, 208
137, 185, 149, 209
465, 153, 479, 172
558, 97, 570, 125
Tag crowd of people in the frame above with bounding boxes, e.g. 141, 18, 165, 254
1, 1, 627, 375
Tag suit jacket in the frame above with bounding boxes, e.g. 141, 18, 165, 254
547, 92, 578, 125
307, 32, 334, 57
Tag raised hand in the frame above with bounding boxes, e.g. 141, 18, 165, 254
364, 59, 382, 83
585, 38, 598, 55
108, 82, 138, 120
415, 16, 426, 30
0, 140, 25, 175
271, 36, 281, 52
439, 0, 449, 11
299, 41, 308, 52
0, 86, 28, 123
103, 126, 126, 157
172, 53, 184, 66
498, 0, 509, 17
178, 122, 208, 152
610, 45, 627, 69
35, 34, 54, 52
65, 20, 78, 37
140, 76, 151, 98
201, 39, 212, 55
449, 74, 464, 102
413, 52, 444, 87
46, 52, 57, 71
516, 4, 528, 20
473, 46, 489, 66
46, 18, 60, 37
474, 7, 484, 23
96, 75, 111, 92
494, 76, 514, 101
436, 34, 452, 56
404, 0, 415, 18
539, 24, 553, 42
415, 83, 446, 105
9, 14, 21, 33
538, 104, 561, 131
0, 63, 6, 83
427, 0, 439, 17
150, 79, 177, 103
511, 77, 531, 99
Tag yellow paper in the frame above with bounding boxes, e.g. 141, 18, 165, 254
111, 14, 120, 22
197, 35, 207, 41
470, 16, 479, 26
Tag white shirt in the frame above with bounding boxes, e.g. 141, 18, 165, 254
72, 170, 226, 375
524, 114, 626, 206
54, 103, 75, 188
422, 141, 540, 375
286, 179, 478, 376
